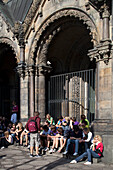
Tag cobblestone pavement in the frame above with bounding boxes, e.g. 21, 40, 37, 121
0, 145, 113, 170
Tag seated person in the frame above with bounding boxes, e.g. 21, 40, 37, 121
40, 125, 51, 151
0, 131, 13, 149
48, 125, 58, 153
56, 116, 63, 128
13, 122, 23, 143
54, 127, 64, 152
70, 135, 103, 165
57, 121, 70, 153
20, 127, 30, 146
79, 127, 93, 153
79, 114, 89, 129
63, 125, 83, 156
46, 114, 55, 126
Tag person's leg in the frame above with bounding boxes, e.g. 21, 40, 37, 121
65, 139, 72, 152
47, 137, 51, 148
11, 114, 14, 124
84, 142, 89, 151
55, 137, 59, 149
76, 152, 88, 162
35, 133, 40, 155
25, 134, 28, 146
87, 149, 100, 162
30, 134, 34, 155
75, 139, 79, 153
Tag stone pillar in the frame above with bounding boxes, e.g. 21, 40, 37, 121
102, 5, 110, 40
16, 65, 29, 126
35, 66, 38, 112
38, 44, 47, 122
38, 66, 46, 122
29, 66, 35, 117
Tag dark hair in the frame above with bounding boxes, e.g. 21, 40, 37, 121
82, 120, 88, 125
43, 125, 49, 131
57, 127, 63, 134
81, 114, 85, 119
72, 117, 76, 121
51, 125, 56, 130
45, 120, 50, 125
34, 111, 40, 116
73, 125, 79, 132
83, 128, 89, 132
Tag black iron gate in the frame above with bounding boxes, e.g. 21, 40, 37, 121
48, 69, 95, 123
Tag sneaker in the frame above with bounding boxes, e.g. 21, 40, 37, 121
63, 151, 68, 155
27, 145, 30, 149
70, 160, 77, 164
84, 161, 91, 165
44, 147, 49, 152
1, 146, 5, 149
30, 154, 33, 158
73, 152, 78, 156
35, 154, 41, 158
53, 148, 57, 152
49, 148, 53, 154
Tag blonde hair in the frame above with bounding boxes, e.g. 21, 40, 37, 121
65, 117, 70, 123
4, 131, 9, 138
94, 135, 102, 143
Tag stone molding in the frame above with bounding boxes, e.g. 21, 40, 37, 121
88, 39, 112, 64
28, 8, 98, 63
23, 0, 41, 34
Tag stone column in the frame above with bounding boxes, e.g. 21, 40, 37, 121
35, 66, 38, 112
101, 5, 110, 40
29, 66, 35, 117
38, 44, 47, 122
17, 67, 29, 126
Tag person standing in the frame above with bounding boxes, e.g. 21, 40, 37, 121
26, 111, 41, 158
11, 101, 18, 124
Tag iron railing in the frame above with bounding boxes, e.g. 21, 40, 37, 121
48, 69, 95, 123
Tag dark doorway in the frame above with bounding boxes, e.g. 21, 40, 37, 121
0, 43, 20, 120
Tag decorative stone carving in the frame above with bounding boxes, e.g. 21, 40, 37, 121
16, 63, 27, 79
0, 17, 3, 31
88, 39, 112, 64
29, 8, 98, 63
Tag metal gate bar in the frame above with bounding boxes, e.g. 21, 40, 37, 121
48, 69, 95, 123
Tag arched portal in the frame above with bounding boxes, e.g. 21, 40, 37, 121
45, 17, 96, 122
0, 43, 20, 120
29, 9, 98, 122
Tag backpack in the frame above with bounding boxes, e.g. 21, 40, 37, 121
28, 117, 38, 133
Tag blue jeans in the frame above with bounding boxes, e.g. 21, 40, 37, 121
76, 149, 100, 162
66, 139, 79, 153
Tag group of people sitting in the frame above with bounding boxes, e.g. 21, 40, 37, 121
0, 113, 103, 165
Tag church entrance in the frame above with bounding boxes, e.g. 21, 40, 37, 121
44, 15, 96, 122
0, 43, 20, 120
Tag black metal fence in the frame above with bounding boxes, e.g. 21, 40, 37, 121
48, 69, 95, 123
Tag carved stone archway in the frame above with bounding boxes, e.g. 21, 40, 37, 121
28, 8, 99, 64
0, 37, 19, 63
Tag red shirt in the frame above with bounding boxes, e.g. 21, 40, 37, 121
94, 142, 103, 156
12, 105, 18, 113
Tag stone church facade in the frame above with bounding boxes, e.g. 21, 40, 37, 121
0, 0, 113, 163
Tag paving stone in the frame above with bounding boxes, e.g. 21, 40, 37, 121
16, 164, 34, 169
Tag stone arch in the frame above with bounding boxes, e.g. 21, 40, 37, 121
0, 37, 19, 63
28, 8, 99, 64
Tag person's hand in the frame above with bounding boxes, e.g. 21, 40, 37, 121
70, 137, 75, 140
79, 139, 83, 143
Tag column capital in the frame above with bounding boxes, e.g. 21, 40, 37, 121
88, 40, 112, 64
100, 4, 110, 19
16, 63, 26, 79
